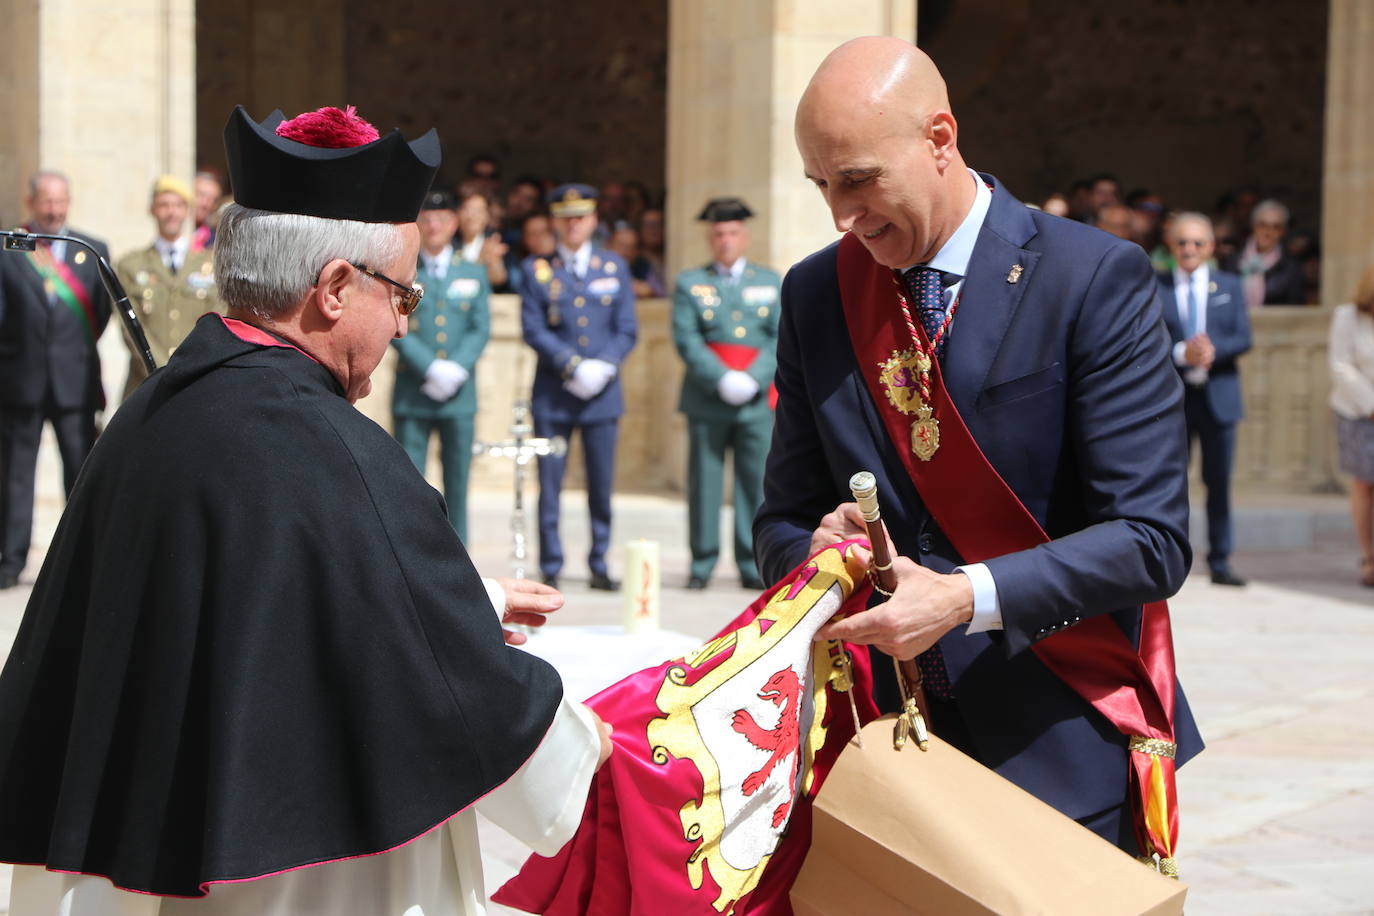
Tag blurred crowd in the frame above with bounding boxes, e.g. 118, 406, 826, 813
1038, 173, 1320, 307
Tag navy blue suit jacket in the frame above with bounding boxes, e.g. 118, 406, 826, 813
754, 176, 1203, 822
1156, 269, 1252, 425
519, 249, 637, 423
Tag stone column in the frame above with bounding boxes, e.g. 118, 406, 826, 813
665, 0, 917, 279
1321, 0, 1374, 306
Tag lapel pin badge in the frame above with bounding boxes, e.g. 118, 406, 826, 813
1006, 264, 1023, 284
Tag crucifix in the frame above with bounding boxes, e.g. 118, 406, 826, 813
471, 400, 567, 580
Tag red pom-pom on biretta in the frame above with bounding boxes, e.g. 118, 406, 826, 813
275, 105, 380, 149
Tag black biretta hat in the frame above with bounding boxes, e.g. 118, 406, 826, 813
223, 105, 441, 223
697, 197, 754, 223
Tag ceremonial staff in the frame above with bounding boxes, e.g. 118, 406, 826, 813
849, 471, 930, 752
1, 228, 156, 376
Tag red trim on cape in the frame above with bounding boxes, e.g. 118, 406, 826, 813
835, 230, 1181, 861
219, 315, 320, 363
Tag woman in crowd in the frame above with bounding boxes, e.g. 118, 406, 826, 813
1329, 263, 1374, 587
1229, 199, 1306, 306
456, 185, 509, 290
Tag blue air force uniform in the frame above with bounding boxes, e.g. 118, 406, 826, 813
519, 184, 638, 585
391, 236, 490, 541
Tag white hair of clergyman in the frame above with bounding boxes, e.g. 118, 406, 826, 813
1251, 199, 1290, 228
214, 203, 404, 319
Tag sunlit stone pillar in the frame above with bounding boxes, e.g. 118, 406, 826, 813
1321, 0, 1374, 305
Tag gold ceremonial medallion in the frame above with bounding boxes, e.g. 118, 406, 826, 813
534, 258, 552, 284
911, 407, 940, 461
877, 348, 930, 415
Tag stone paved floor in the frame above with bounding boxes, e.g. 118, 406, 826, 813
2, 431, 1372, 914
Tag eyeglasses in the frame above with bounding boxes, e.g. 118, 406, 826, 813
351, 262, 424, 315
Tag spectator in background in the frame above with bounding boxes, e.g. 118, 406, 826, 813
1067, 178, 1094, 221
1228, 199, 1306, 307
465, 153, 501, 201
190, 170, 223, 251
1088, 171, 1121, 212
1329, 264, 1374, 587
1157, 213, 1252, 587
623, 180, 651, 227
636, 207, 667, 296
502, 176, 544, 247
608, 224, 655, 298
507, 212, 558, 292
1125, 189, 1165, 259
1040, 192, 1069, 218
456, 186, 509, 291
1094, 203, 1132, 240
1286, 229, 1322, 305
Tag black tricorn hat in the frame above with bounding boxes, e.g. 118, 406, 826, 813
697, 197, 754, 223
223, 105, 441, 223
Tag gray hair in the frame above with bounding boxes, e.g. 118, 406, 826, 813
1252, 199, 1289, 227
214, 204, 404, 319
1169, 211, 1214, 241
28, 170, 70, 197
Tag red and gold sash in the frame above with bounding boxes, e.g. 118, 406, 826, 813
707, 341, 778, 410
24, 240, 97, 347
836, 232, 1181, 872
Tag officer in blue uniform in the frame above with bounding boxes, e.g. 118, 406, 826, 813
519, 184, 638, 590
391, 189, 491, 540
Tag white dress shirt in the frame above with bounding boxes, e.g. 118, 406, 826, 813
899, 169, 1001, 634
422, 244, 455, 279
1171, 265, 1210, 386
154, 236, 190, 274
714, 256, 746, 284
557, 241, 593, 278
459, 233, 485, 265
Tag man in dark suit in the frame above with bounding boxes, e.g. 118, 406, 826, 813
519, 184, 637, 590
755, 38, 1201, 854
1157, 212, 1252, 586
0, 171, 112, 587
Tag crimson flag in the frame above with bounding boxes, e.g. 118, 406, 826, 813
493, 540, 880, 915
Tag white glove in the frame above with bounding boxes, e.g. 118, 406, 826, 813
717, 370, 760, 406
568, 358, 617, 399
421, 359, 468, 401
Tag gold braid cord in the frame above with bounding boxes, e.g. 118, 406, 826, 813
1127, 735, 1177, 759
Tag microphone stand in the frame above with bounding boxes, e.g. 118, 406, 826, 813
1, 228, 157, 376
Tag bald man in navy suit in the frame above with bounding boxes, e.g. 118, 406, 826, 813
755, 38, 1202, 854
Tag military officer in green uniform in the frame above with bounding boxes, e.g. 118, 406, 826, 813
391, 189, 490, 541
671, 197, 780, 590
115, 175, 221, 398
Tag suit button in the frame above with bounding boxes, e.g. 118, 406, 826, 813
601, 295, 612, 305
578, 335, 590, 347
733, 326, 746, 338
575, 296, 586, 307
435, 315, 446, 326
436, 349, 447, 359
577, 316, 589, 327
703, 309, 714, 321
918, 533, 934, 554
732, 310, 742, 321
435, 332, 447, 343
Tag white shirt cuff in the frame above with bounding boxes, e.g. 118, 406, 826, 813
1171, 340, 1189, 367
955, 563, 1002, 633
482, 577, 506, 620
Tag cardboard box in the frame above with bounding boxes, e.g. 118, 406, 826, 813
791, 719, 1187, 916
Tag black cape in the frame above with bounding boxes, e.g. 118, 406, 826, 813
0, 314, 562, 896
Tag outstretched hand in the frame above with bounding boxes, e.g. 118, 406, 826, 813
495, 577, 564, 645
816, 555, 972, 659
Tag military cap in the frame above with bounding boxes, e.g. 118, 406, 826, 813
223, 104, 441, 223
151, 175, 192, 205
548, 183, 598, 218
421, 189, 458, 211
697, 197, 754, 223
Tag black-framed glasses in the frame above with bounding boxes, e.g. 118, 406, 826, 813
351, 262, 424, 315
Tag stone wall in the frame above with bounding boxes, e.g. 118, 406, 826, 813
196, 1, 667, 193
920, 0, 1328, 231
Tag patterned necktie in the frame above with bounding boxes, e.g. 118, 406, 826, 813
905, 266, 951, 360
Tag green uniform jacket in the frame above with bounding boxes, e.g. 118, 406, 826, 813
391, 257, 490, 419
671, 261, 781, 421
115, 246, 222, 396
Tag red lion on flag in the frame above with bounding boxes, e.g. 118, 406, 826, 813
493, 540, 880, 915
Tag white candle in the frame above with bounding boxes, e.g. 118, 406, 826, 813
622, 539, 661, 634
